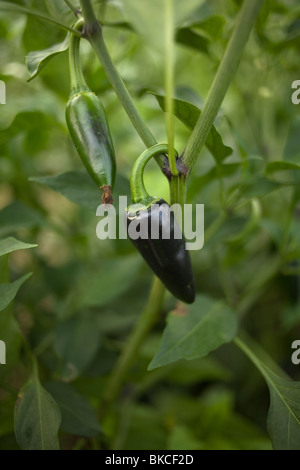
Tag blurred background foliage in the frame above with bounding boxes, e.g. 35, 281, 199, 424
0, 0, 300, 450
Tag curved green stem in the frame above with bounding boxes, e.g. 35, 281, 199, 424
130, 144, 173, 204
69, 19, 88, 94
182, 0, 264, 174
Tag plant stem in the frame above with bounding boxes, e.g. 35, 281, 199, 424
183, 0, 264, 173
234, 332, 289, 380
64, 0, 81, 17
79, 0, 167, 169
169, 174, 186, 207
165, 0, 177, 176
100, 277, 165, 415
68, 20, 87, 94
130, 144, 170, 204
0, 1, 82, 35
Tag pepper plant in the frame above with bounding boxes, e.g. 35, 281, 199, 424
0, 0, 300, 450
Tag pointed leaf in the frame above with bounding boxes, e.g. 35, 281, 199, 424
266, 370, 300, 450
236, 336, 300, 450
0, 273, 32, 312
14, 378, 61, 450
44, 382, 101, 437
0, 238, 37, 257
26, 34, 70, 82
149, 295, 237, 370
30, 171, 130, 211
266, 161, 300, 173
54, 312, 101, 381
0, 202, 43, 237
149, 92, 232, 163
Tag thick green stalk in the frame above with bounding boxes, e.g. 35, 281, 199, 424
164, 0, 177, 176
183, 0, 264, 173
79, 0, 166, 168
169, 174, 186, 236
100, 277, 165, 413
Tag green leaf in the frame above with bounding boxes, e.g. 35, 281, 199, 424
14, 376, 61, 450
68, 255, 142, 312
29, 171, 130, 211
238, 177, 288, 198
0, 237, 37, 257
266, 161, 300, 173
149, 92, 232, 163
0, 1, 75, 33
0, 202, 43, 237
148, 295, 237, 370
191, 15, 226, 41
235, 336, 300, 450
54, 311, 101, 381
188, 162, 241, 198
30, 171, 100, 210
44, 382, 101, 437
26, 34, 70, 82
167, 425, 202, 450
0, 273, 32, 312
176, 28, 209, 54
266, 370, 300, 450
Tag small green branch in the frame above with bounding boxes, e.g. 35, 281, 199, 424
64, 0, 81, 17
79, 0, 167, 169
100, 277, 165, 415
0, 1, 82, 35
234, 332, 289, 380
183, 0, 264, 174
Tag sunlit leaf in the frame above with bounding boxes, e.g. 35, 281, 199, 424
0, 238, 37, 257
26, 34, 70, 82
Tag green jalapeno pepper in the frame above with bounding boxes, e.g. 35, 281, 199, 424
66, 20, 116, 204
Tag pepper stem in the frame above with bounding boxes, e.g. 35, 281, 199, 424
69, 19, 88, 94
130, 144, 176, 204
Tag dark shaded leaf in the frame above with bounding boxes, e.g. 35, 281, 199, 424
44, 382, 101, 437
14, 377, 61, 450
0, 273, 32, 312
149, 92, 232, 163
